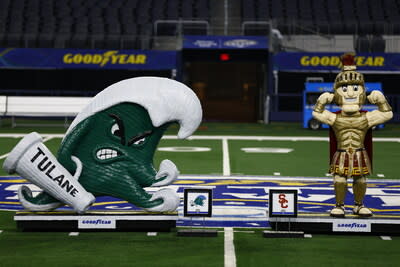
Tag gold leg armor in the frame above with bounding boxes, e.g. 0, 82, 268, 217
330, 175, 347, 217
353, 176, 367, 205
352, 176, 373, 217
334, 175, 347, 205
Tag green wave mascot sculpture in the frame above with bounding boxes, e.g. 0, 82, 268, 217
3, 77, 202, 213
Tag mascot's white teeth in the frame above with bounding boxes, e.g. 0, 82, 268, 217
96, 149, 119, 160
345, 98, 357, 102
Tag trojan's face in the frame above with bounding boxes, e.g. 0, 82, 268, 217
335, 84, 365, 114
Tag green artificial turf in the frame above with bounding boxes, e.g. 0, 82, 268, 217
235, 231, 400, 267
229, 140, 330, 177
0, 211, 224, 267
155, 139, 223, 175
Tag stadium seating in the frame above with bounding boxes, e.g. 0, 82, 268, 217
0, 0, 396, 49
0, 0, 211, 49
241, 0, 399, 36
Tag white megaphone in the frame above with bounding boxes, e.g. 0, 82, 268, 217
3, 132, 95, 213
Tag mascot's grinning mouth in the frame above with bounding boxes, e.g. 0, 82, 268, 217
345, 97, 357, 102
96, 148, 121, 160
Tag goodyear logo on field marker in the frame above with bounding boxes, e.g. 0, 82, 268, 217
332, 220, 371, 232
63, 51, 147, 67
78, 217, 116, 229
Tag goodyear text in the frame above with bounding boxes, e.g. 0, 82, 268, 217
300, 56, 385, 67
63, 51, 147, 67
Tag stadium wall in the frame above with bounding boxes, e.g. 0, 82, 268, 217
0, 47, 399, 123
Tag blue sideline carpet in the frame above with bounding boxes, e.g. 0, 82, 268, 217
1, 175, 400, 228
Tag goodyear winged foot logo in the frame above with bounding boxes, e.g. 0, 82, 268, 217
63, 50, 147, 67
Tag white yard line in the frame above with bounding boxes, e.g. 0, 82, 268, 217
0, 153, 9, 160
167, 135, 400, 142
222, 138, 231, 176
0, 134, 64, 138
147, 232, 158, 236
178, 174, 400, 183
42, 136, 54, 142
0, 133, 399, 142
224, 227, 236, 267
68, 232, 80, 236
380, 236, 392, 240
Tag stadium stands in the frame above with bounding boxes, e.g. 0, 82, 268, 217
0, 0, 398, 51
241, 0, 399, 36
0, 0, 211, 49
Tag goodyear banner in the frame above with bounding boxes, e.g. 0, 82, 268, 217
183, 35, 268, 49
0, 48, 177, 69
274, 52, 400, 72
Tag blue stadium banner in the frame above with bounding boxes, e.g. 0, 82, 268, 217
0, 48, 177, 70
274, 52, 400, 72
183, 35, 268, 49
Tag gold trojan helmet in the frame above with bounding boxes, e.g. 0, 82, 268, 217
333, 53, 366, 105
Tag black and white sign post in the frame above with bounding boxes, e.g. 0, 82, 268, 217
265, 189, 304, 238
178, 188, 217, 237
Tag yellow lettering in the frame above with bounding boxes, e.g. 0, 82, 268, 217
356, 56, 365, 66
101, 51, 118, 67
136, 55, 146, 64
364, 57, 373, 66
126, 55, 136, 64
320, 56, 329, 66
111, 55, 119, 64
91, 55, 101, 64
83, 54, 92, 64
73, 54, 82, 64
63, 51, 149, 66
310, 57, 319, 66
300, 56, 310, 66
331, 56, 340, 66
118, 55, 127, 64
374, 56, 384, 66
63, 54, 73, 64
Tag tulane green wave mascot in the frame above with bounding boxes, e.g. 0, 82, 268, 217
3, 77, 202, 213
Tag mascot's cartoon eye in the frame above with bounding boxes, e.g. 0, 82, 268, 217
133, 137, 146, 145
342, 86, 347, 92
127, 130, 152, 146
109, 113, 126, 145
353, 85, 358, 91
111, 123, 122, 137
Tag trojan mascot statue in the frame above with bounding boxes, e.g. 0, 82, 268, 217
312, 54, 393, 217
3, 77, 202, 213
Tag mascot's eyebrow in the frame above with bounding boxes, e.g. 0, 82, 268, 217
127, 130, 153, 146
108, 113, 126, 145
